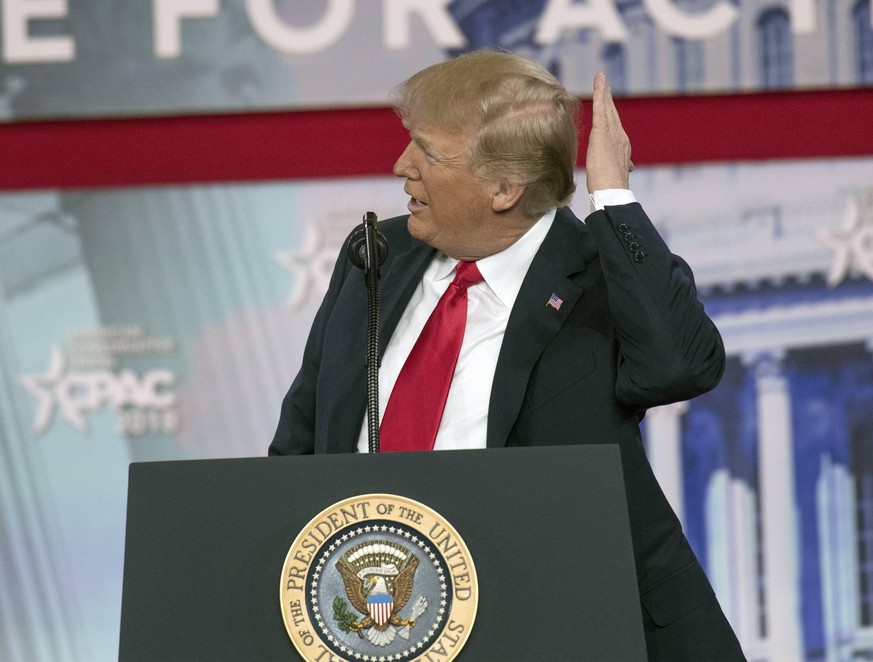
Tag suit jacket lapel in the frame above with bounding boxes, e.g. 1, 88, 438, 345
486, 209, 592, 448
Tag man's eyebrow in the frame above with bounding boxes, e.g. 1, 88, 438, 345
412, 134, 439, 157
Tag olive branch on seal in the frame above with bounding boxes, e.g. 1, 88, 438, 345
333, 596, 358, 633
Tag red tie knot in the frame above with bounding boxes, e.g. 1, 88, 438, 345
453, 261, 483, 290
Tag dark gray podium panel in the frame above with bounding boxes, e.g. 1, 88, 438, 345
119, 445, 645, 661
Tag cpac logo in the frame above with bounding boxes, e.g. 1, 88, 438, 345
18, 346, 179, 437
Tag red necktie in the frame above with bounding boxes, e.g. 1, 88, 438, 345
380, 261, 483, 452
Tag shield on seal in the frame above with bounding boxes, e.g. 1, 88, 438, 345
367, 593, 393, 627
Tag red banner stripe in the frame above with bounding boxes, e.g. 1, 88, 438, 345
1, 87, 871, 190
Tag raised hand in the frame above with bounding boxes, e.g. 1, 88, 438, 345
586, 72, 633, 193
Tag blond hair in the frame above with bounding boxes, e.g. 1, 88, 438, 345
393, 50, 578, 217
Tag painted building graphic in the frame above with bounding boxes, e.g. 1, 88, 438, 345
636, 161, 873, 661
448, 0, 873, 94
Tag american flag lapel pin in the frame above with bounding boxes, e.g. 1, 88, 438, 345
546, 293, 563, 311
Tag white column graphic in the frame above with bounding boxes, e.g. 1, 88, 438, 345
646, 401, 688, 522
817, 454, 857, 662
749, 350, 803, 661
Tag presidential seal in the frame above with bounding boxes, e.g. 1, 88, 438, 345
280, 494, 478, 661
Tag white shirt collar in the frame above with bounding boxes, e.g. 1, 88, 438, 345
430, 208, 556, 308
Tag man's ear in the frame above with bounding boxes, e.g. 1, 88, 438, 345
491, 181, 525, 212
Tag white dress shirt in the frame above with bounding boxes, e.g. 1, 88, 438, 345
356, 209, 553, 452
356, 190, 636, 453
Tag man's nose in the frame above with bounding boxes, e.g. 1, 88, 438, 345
393, 143, 417, 179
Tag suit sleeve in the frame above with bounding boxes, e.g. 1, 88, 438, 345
268, 238, 354, 456
584, 203, 725, 409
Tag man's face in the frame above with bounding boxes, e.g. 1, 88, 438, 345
393, 123, 505, 261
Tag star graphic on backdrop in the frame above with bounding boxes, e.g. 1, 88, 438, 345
275, 223, 337, 310
818, 195, 873, 287
18, 345, 66, 434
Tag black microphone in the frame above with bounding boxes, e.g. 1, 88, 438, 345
348, 212, 387, 271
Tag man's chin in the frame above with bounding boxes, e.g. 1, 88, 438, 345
406, 215, 432, 242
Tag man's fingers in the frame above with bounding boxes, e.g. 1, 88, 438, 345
603, 81, 624, 133
594, 73, 626, 139
592, 72, 608, 130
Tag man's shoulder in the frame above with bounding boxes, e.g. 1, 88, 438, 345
548, 206, 597, 258
555, 206, 584, 226
371, 214, 414, 251
379, 214, 411, 235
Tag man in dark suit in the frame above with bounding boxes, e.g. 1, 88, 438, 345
270, 50, 745, 661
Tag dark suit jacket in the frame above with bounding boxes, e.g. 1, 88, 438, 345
270, 204, 743, 659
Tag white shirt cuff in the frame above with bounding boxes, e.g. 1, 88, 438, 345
589, 189, 637, 212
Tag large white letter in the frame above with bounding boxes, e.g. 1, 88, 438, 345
153, 0, 219, 58
2, 0, 75, 63
246, 0, 354, 54
535, 0, 628, 44
643, 0, 738, 40
384, 0, 466, 50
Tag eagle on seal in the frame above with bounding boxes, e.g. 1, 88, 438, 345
335, 541, 421, 641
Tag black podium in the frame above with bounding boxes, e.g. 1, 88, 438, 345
119, 445, 646, 660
